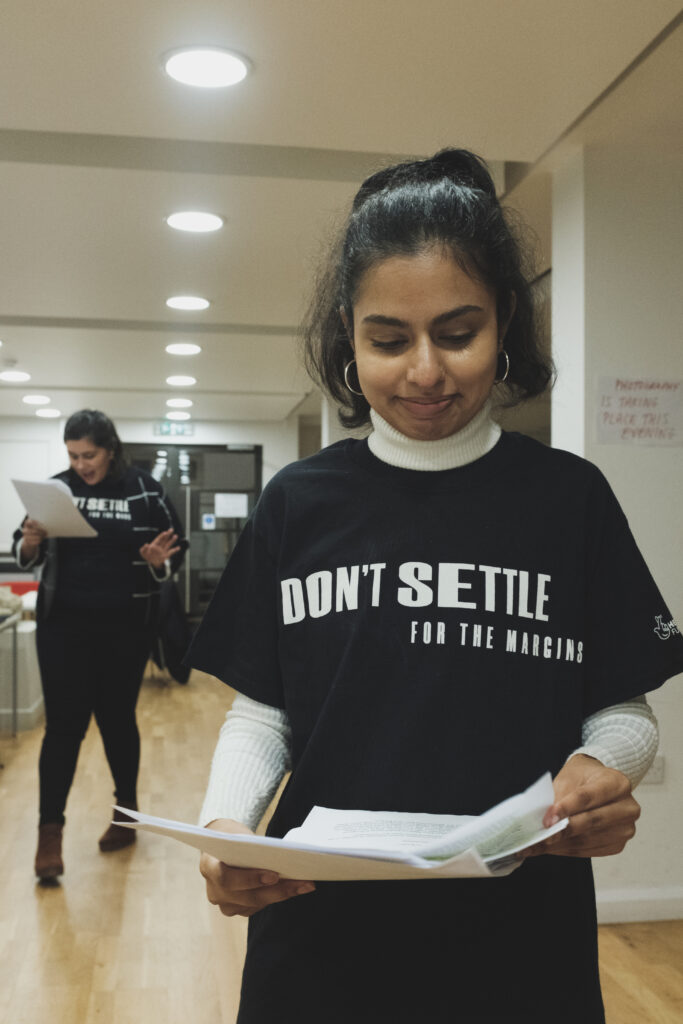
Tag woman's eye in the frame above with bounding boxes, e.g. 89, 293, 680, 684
371, 338, 407, 350
440, 332, 475, 346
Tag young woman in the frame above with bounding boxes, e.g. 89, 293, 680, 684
187, 150, 683, 1022
13, 409, 187, 880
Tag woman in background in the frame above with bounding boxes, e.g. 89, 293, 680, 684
13, 409, 187, 880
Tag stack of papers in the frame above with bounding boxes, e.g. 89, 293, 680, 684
117, 772, 566, 880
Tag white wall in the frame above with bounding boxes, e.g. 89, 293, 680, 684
1, 417, 67, 553
551, 141, 683, 921
551, 149, 586, 455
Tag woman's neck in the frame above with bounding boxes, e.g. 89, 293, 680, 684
367, 401, 501, 471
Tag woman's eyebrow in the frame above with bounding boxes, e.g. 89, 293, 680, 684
361, 314, 408, 327
361, 305, 483, 328
433, 304, 483, 325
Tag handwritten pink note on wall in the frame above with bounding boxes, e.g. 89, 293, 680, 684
596, 378, 682, 446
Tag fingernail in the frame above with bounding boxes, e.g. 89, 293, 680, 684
297, 883, 315, 895
546, 814, 560, 827
260, 872, 279, 885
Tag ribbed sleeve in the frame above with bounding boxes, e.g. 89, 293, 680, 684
199, 693, 292, 830
569, 696, 659, 788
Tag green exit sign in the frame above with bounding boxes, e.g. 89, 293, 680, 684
153, 421, 195, 436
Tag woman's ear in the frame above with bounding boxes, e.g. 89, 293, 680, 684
498, 292, 517, 349
339, 307, 354, 350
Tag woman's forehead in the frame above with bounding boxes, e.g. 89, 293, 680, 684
353, 249, 494, 311
66, 437, 99, 452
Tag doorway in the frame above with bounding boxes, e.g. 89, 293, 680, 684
124, 443, 262, 624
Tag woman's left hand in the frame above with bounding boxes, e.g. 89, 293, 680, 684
139, 528, 181, 569
522, 753, 640, 859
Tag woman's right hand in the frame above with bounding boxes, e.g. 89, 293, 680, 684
199, 818, 315, 918
21, 518, 48, 560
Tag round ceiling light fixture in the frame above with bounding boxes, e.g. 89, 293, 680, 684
0, 369, 31, 383
166, 397, 193, 408
167, 410, 191, 421
36, 407, 61, 418
166, 212, 223, 233
166, 295, 210, 311
23, 394, 51, 405
166, 342, 202, 355
166, 375, 197, 387
163, 47, 250, 88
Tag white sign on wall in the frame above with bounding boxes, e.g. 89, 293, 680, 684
214, 492, 249, 518
596, 378, 682, 447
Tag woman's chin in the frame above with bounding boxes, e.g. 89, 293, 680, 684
389, 411, 474, 442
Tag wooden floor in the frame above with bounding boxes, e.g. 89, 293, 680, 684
0, 668, 681, 1024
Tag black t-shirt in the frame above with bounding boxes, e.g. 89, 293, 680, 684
57, 473, 141, 610
188, 432, 683, 1024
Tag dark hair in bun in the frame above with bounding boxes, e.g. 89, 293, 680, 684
302, 147, 552, 428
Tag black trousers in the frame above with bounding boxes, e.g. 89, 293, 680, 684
35, 607, 152, 826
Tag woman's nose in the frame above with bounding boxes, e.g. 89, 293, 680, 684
405, 339, 445, 389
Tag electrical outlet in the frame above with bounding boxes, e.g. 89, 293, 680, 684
641, 755, 665, 785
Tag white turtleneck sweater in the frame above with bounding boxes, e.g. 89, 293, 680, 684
199, 407, 659, 829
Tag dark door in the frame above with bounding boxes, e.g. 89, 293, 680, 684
124, 443, 261, 624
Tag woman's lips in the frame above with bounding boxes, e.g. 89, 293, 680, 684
396, 395, 457, 417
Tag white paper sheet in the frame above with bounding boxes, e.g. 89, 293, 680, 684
416, 772, 564, 859
114, 773, 567, 881
12, 478, 98, 538
285, 807, 476, 852
113, 808, 493, 879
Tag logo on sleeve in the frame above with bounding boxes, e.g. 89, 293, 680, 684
653, 614, 680, 640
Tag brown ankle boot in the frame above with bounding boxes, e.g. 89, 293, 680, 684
98, 804, 137, 852
35, 824, 64, 879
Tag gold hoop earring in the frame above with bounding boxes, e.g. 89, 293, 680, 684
344, 359, 363, 396
494, 349, 510, 384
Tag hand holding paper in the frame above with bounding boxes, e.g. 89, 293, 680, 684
21, 518, 48, 554
523, 754, 639, 859
200, 818, 316, 918
12, 479, 97, 538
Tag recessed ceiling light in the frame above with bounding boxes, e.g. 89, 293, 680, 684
163, 47, 250, 88
167, 411, 191, 421
23, 394, 51, 405
166, 375, 197, 387
0, 369, 31, 382
36, 407, 61, 418
166, 212, 223, 233
166, 295, 210, 311
156, 450, 168, 456
166, 342, 202, 355
167, 397, 193, 408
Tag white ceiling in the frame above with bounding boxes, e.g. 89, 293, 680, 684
0, 1, 681, 426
